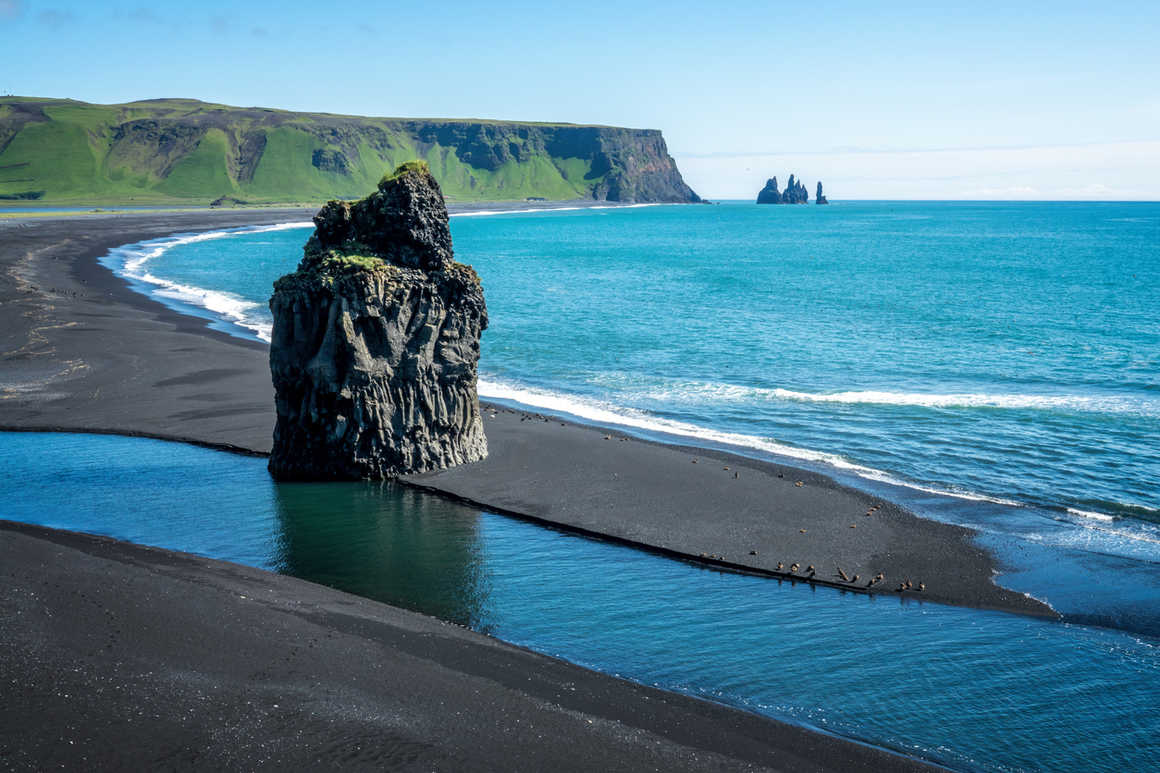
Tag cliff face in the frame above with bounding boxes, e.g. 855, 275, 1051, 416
0, 97, 699, 204
268, 162, 488, 481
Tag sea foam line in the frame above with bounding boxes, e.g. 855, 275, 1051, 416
477, 377, 1027, 509
642, 380, 1160, 418
103, 222, 312, 341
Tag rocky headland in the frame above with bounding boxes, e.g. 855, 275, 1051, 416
756, 174, 816, 204
267, 161, 488, 480
0, 97, 700, 205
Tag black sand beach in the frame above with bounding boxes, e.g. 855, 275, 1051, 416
1, 520, 940, 771
0, 209, 1044, 768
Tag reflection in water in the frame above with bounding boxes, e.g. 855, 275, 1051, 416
4, 432, 1160, 772
272, 481, 493, 629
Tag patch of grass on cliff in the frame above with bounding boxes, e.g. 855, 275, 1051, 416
322, 253, 386, 272
155, 129, 235, 198
380, 160, 429, 185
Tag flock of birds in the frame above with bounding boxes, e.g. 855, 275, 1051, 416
696, 553, 928, 594
503, 412, 931, 596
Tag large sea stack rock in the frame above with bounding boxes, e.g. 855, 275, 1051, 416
816, 181, 829, 205
756, 177, 782, 204
268, 161, 488, 480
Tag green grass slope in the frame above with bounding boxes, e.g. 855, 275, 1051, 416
0, 97, 699, 205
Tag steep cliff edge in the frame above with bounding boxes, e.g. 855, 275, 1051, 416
268, 161, 487, 480
0, 97, 699, 204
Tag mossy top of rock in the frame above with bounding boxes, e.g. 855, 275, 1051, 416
301, 161, 454, 274
379, 160, 431, 186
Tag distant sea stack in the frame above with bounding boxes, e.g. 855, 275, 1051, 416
755, 174, 816, 204
756, 176, 782, 204
816, 182, 829, 205
267, 161, 488, 481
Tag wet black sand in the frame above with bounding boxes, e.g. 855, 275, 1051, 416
0, 520, 941, 771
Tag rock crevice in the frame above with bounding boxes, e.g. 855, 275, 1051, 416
268, 161, 488, 480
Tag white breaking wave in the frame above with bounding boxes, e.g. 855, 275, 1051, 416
641, 380, 1160, 418
1066, 508, 1117, 522
106, 222, 312, 341
477, 377, 1026, 508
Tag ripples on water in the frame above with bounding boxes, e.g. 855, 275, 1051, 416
4, 432, 1159, 772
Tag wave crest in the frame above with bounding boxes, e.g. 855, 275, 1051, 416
641, 380, 1160, 418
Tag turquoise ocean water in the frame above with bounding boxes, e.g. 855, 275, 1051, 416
101, 201, 1160, 630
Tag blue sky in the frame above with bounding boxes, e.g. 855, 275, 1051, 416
2, 0, 1158, 199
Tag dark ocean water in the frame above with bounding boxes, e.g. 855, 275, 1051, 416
4, 431, 1158, 773
100, 201, 1160, 630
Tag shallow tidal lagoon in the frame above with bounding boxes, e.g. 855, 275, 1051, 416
4, 431, 1158, 772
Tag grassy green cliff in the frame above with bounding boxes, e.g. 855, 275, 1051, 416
0, 97, 699, 205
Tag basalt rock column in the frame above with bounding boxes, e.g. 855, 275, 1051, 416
756, 177, 782, 204
268, 161, 488, 480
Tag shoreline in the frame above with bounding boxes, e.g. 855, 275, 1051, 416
0, 209, 1053, 619
1, 519, 939, 771
0, 208, 1060, 767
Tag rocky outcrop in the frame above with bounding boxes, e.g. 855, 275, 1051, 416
268, 161, 488, 481
756, 174, 811, 204
816, 181, 829, 205
783, 175, 809, 203
756, 177, 781, 204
